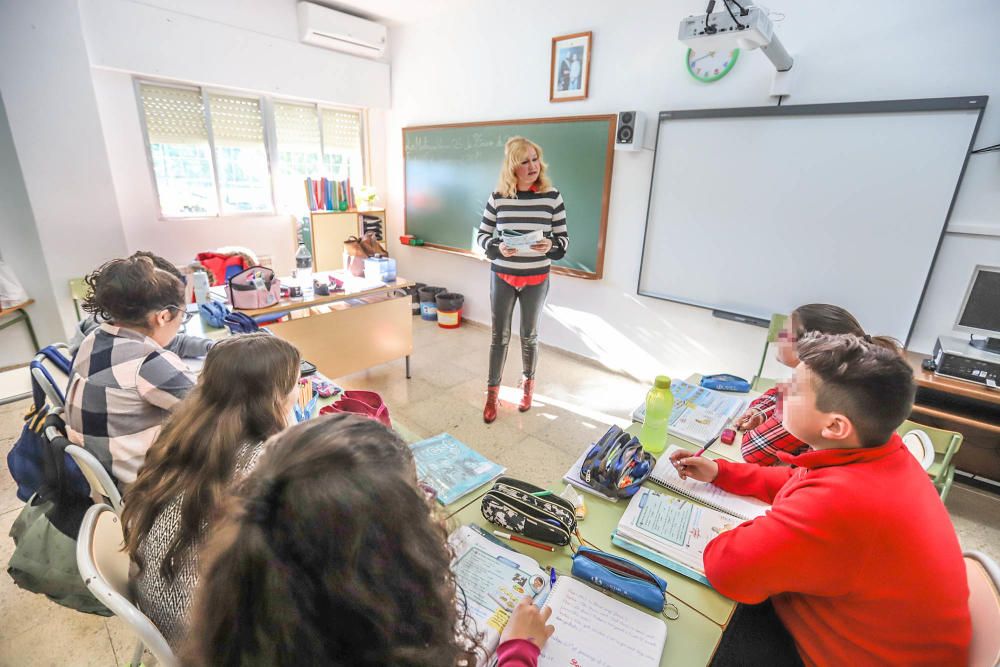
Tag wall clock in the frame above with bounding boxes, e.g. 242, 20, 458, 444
686, 48, 739, 82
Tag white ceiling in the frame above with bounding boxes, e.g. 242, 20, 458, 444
301, 0, 466, 25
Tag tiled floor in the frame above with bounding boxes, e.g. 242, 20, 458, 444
2, 317, 999, 665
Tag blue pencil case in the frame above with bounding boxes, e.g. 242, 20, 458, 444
570, 546, 668, 612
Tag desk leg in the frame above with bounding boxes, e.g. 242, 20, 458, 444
406, 355, 411, 379
23, 311, 39, 351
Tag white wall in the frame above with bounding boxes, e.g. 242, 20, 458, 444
0, 0, 130, 338
385, 0, 1000, 382
0, 94, 64, 367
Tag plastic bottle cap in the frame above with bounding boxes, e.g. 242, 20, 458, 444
654, 375, 671, 389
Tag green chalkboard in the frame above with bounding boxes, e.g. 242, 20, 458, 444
403, 115, 615, 279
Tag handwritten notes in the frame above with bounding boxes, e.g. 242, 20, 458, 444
539, 577, 666, 667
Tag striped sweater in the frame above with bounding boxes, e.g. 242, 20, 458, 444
477, 189, 569, 276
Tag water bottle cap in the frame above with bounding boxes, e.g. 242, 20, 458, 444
654, 375, 671, 389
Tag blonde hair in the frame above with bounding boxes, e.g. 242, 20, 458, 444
495, 136, 553, 198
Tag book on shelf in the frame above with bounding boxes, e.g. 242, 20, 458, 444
410, 433, 505, 506
632, 378, 749, 447
450, 525, 667, 667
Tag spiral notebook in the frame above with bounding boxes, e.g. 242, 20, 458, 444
538, 576, 667, 667
650, 445, 770, 521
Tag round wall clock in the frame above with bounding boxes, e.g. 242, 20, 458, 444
686, 48, 740, 82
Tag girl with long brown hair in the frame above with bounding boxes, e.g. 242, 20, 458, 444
122, 332, 300, 647
736, 303, 900, 465
184, 414, 554, 667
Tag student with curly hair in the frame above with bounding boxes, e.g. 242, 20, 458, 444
65, 253, 196, 487
184, 414, 554, 667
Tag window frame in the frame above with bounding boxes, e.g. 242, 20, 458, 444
134, 77, 368, 221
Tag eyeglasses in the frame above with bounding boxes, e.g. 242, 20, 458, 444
163, 305, 194, 324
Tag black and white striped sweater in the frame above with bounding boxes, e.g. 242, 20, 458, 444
477, 189, 569, 276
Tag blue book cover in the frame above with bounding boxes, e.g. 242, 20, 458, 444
410, 433, 506, 506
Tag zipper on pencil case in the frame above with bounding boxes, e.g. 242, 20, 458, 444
484, 494, 571, 543
488, 487, 575, 527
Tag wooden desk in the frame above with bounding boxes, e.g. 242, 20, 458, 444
0, 299, 39, 353
904, 350, 1000, 482
447, 499, 724, 667
207, 276, 414, 380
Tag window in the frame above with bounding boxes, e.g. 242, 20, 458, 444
207, 94, 272, 214
137, 81, 366, 218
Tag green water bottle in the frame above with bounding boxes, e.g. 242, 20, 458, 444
639, 375, 673, 455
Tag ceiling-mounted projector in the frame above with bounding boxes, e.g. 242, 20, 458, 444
679, 2, 793, 72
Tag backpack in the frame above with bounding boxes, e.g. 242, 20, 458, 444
7, 346, 89, 501
7, 411, 109, 615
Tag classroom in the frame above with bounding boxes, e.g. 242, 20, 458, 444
1, 0, 999, 665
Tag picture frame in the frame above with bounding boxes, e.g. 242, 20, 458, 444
550, 31, 592, 102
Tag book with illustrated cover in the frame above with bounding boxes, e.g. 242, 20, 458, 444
410, 433, 505, 505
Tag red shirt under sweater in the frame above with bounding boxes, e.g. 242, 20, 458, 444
704, 435, 970, 667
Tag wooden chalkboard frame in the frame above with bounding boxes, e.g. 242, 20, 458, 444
402, 114, 616, 280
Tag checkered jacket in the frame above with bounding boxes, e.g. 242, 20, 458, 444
740, 388, 810, 466
65, 324, 195, 488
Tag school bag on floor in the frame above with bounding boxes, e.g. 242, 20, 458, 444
7, 410, 109, 615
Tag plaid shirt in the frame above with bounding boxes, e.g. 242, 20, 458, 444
65, 323, 195, 488
740, 388, 809, 466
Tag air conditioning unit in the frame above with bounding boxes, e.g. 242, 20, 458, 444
297, 2, 388, 60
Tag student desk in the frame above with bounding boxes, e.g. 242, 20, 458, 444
0, 299, 39, 353
447, 498, 724, 667
207, 276, 414, 379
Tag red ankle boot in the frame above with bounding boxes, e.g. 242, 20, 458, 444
483, 385, 500, 423
518, 378, 535, 412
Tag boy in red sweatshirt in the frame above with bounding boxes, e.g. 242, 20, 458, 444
671, 333, 970, 667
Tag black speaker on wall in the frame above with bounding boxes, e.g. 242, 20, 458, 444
615, 111, 644, 152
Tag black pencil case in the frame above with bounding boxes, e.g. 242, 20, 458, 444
480, 477, 577, 546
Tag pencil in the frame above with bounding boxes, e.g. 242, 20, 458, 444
492, 530, 555, 552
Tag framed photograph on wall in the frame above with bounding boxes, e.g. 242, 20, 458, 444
550, 31, 592, 102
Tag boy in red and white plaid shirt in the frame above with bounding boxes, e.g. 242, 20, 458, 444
736, 304, 900, 466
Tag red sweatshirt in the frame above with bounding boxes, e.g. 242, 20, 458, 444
704, 434, 970, 667
496, 638, 540, 666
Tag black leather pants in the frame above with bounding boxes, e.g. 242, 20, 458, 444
487, 273, 549, 386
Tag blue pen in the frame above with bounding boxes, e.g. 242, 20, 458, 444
549, 566, 557, 588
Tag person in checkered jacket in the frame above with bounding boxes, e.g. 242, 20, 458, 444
65, 253, 197, 488
736, 304, 900, 466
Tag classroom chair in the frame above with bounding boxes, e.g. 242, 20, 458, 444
30, 344, 71, 409
896, 420, 964, 503
965, 550, 1000, 667
77, 504, 177, 667
751, 313, 788, 391
65, 444, 123, 515
69, 277, 89, 321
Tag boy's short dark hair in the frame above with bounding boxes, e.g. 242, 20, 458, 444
796, 332, 915, 447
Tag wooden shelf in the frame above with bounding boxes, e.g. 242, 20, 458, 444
904, 350, 1000, 406
910, 404, 1000, 435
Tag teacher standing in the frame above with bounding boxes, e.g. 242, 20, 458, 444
477, 136, 569, 423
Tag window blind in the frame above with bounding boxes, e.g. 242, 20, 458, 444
139, 84, 208, 144
208, 94, 265, 146
274, 102, 321, 152
321, 108, 362, 152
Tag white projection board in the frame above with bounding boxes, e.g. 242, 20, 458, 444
637, 97, 986, 343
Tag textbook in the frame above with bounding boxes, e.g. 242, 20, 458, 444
649, 445, 770, 521
410, 433, 505, 505
615, 488, 742, 586
632, 378, 748, 447
449, 525, 667, 667
449, 525, 551, 665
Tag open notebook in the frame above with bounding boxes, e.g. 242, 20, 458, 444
615, 488, 741, 586
538, 576, 667, 667
650, 445, 770, 521
450, 525, 666, 667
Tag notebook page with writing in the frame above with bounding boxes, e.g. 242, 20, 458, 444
650, 445, 770, 521
539, 576, 666, 667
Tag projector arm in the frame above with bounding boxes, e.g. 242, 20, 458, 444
760, 32, 793, 72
